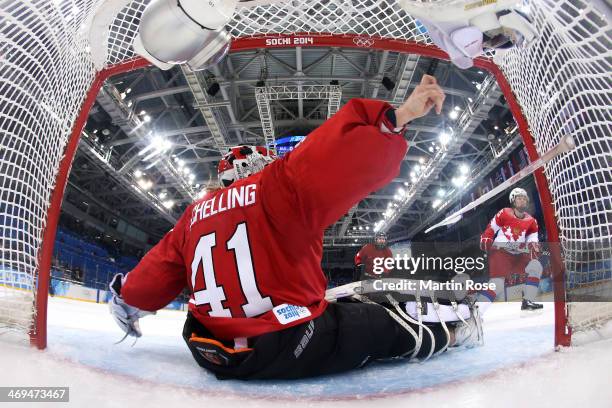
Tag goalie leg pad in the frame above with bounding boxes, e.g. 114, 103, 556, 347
404, 301, 471, 323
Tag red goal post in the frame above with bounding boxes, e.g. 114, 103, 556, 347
1, 0, 609, 351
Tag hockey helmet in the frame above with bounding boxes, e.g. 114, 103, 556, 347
509, 187, 529, 205
218, 145, 276, 187
374, 231, 387, 248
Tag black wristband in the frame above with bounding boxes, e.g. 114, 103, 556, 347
385, 108, 398, 127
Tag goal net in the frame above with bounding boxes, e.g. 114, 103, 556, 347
1, 0, 610, 349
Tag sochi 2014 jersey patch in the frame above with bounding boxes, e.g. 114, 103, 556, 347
273, 304, 311, 325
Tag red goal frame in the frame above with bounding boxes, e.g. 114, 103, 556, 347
31, 34, 571, 350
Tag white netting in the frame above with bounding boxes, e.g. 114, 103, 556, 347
1, 0, 99, 334
1, 0, 610, 344
492, 0, 612, 334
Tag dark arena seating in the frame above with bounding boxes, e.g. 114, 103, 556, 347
53, 229, 139, 290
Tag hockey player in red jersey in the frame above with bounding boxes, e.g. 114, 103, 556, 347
354, 232, 393, 280
478, 188, 544, 312
108, 75, 482, 380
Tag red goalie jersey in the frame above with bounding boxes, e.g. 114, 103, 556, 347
480, 208, 540, 259
121, 99, 408, 340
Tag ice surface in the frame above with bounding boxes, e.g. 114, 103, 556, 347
1, 297, 611, 407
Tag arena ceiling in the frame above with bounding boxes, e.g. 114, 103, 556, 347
66, 46, 520, 248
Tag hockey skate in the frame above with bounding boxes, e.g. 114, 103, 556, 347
521, 299, 544, 313
451, 305, 484, 349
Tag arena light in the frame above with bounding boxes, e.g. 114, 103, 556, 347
449, 110, 459, 120
151, 135, 171, 151
134, 169, 143, 178
207, 82, 220, 97
438, 189, 446, 197
381, 76, 395, 91
460, 164, 470, 175
138, 178, 153, 191
432, 198, 442, 209
162, 199, 175, 209
452, 175, 467, 187
439, 132, 451, 145
139, 135, 172, 161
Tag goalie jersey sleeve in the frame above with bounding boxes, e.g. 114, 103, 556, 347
122, 99, 408, 340
268, 98, 408, 232
122, 213, 189, 311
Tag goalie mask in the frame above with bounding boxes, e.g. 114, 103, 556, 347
218, 145, 276, 187
399, 0, 536, 69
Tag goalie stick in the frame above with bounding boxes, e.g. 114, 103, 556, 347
324, 275, 470, 303
425, 134, 576, 234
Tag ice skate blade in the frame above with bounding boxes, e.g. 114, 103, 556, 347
520, 308, 544, 317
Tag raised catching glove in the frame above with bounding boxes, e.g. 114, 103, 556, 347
109, 273, 152, 340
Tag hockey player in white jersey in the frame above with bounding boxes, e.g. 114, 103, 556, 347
477, 188, 544, 312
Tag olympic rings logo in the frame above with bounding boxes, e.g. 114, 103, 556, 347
353, 37, 375, 47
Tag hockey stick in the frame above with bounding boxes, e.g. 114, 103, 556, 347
425, 135, 576, 234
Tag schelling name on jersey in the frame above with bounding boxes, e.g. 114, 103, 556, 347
190, 183, 257, 227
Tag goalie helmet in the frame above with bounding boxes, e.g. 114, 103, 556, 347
509, 187, 529, 205
217, 145, 276, 187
